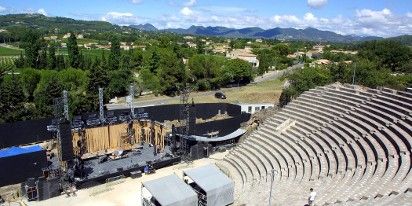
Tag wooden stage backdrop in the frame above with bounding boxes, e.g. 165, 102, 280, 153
72, 120, 166, 157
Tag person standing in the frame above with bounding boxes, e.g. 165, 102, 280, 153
308, 188, 317, 206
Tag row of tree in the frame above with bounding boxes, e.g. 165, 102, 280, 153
0, 29, 257, 123
255, 44, 294, 75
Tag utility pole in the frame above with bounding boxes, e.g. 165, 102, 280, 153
352, 62, 356, 85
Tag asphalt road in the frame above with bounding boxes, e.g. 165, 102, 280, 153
106, 63, 304, 110
253, 63, 304, 83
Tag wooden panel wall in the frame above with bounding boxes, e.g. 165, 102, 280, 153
85, 127, 110, 154
132, 120, 143, 143
71, 121, 167, 157
108, 123, 128, 149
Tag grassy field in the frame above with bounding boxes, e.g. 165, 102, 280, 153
187, 79, 285, 104
128, 79, 285, 106
82, 49, 108, 58
0, 46, 23, 56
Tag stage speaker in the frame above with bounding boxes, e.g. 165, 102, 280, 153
37, 177, 60, 201
58, 121, 74, 161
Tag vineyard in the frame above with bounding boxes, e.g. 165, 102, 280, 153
0, 57, 16, 76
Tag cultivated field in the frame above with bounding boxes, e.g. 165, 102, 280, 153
0, 45, 22, 56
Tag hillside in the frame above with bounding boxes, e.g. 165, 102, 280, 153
130, 23, 158, 31
388, 35, 412, 46
0, 13, 119, 33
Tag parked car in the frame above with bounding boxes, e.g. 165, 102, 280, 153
214, 91, 226, 99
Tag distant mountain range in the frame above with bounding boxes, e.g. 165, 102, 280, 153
0, 14, 410, 43
130, 24, 383, 42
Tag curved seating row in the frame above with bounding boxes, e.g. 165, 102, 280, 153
217, 83, 412, 205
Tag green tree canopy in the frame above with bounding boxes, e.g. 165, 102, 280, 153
219, 59, 253, 86
47, 42, 57, 69
358, 40, 412, 72
21, 29, 43, 68
33, 70, 63, 117
279, 66, 332, 107
67, 32, 81, 68
0, 74, 26, 122
108, 34, 121, 70
20, 68, 41, 100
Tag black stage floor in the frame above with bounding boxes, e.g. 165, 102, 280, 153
75, 144, 177, 185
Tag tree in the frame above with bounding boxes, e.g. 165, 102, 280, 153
219, 59, 253, 86
196, 38, 205, 54
278, 66, 332, 107
188, 54, 226, 90
149, 51, 160, 73
108, 35, 121, 70
58, 68, 88, 92
67, 32, 80, 68
21, 29, 42, 68
15, 51, 25, 68
272, 44, 290, 56
330, 62, 349, 82
359, 40, 412, 72
38, 46, 48, 69
20, 68, 41, 100
56, 54, 67, 70
257, 49, 274, 74
34, 72, 63, 117
107, 69, 131, 97
120, 52, 132, 70
87, 62, 109, 93
138, 68, 161, 95
131, 49, 143, 69
47, 43, 57, 69
155, 48, 186, 95
0, 74, 26, 122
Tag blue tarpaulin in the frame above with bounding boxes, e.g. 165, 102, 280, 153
0, 145, 43, 158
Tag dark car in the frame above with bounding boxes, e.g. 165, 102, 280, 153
215, 91, 226, 99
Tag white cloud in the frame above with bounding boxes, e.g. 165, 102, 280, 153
185, 0, 196, 7
199, 6, 249, 14
307, 0, 328, 9
180, 7, 193, 16
356, 8, 392, 25
272, 15, 300, 24
130, 0, 142, 4
106, 12, 133, 18
37, 8, 47, 16
406, 12, 412, 18
304, 12, 317, 22
0, 6, 6, 13
101, 11, 145, 25
351, 8, 412, 37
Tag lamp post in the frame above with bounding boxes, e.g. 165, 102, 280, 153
268, 169, 278, 206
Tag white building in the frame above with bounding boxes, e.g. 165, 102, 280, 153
238, 103, 274, 114
226, 48, 260, 67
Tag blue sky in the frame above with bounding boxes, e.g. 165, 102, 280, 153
0, 0, 411, 37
